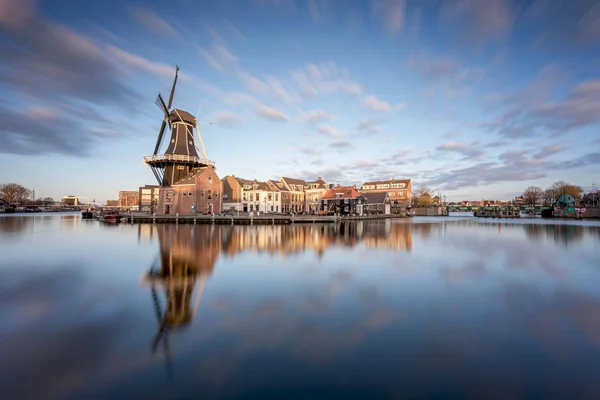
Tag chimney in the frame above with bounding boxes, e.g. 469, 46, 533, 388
352, 184, 357, 189
337, 184, 341, 188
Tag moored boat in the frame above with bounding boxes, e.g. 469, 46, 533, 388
98, 213, 122, 223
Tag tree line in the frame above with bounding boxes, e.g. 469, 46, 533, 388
522, 181, 583, 206
0, 183, 54, 205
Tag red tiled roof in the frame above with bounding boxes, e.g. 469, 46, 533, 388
321, 186, 361, 200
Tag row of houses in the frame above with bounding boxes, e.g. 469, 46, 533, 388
221, 176, 412, 216
131, 169, 413, 216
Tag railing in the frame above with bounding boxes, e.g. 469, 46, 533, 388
143, 154, 215, 166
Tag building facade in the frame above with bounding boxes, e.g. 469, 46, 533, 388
360, 178, 412, 211
242, 180, 282, 213
139, 185, 161, 213
320, 185, 366, 215
157, 165, 222, 216
362, 192, 391, 214
269, 180, 290, 213
221, 175, 251, 212
281, 177, 307, 213
305, 176, 329, 214
119, 191, 139, 210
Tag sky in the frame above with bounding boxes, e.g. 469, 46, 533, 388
1, 0, 599, 203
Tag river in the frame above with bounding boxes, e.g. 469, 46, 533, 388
1, 214, 600, 399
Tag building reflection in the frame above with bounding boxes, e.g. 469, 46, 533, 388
522, 223, 587, 246
142, 224, 221, 380
140, 220, 413, 378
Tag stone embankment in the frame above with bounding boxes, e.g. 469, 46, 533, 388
121, 213, 407, 225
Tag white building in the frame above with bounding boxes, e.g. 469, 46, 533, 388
243, 180, 282, 213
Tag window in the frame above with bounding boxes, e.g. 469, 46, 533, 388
208, 190, 213, 200
250, 204, 253, 211
268, 193, 272, 201
189, 140, 193, 145
171, 139, 175, 143
223, 194, 228, 200
271, 205, 273, 211
202, 189, 205, 196
398, 191, 403, 196
183, 192, 187, 196
256, 194, 260, 201
208, 177, 212, 184
250, 194, 254, 201
188, 192, 192, 196
344, 199, 349, 204
275, 193, 279, 201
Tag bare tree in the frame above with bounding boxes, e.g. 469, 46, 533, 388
549, 181, 583, 201
0, 183, 32, 204
523, 186, 543, 206
543, 188, 554, 206
412, 185, 432, 207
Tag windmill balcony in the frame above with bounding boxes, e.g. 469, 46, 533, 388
143, 154, 215, 167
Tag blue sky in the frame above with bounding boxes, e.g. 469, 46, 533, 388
1, 0, 599, 203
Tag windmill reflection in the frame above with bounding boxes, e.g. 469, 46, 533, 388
142, 224, 221, 380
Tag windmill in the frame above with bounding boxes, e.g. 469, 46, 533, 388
144, 66, 214, 187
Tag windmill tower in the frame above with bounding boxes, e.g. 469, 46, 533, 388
144, 66, 214, 187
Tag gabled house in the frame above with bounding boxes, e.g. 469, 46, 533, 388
362, 192, 391, 214
360, 178, 412, 211
557, 193, 576, 208
159, 165, 222, 216
280, 177, 307, 213
305, 176, 329, 214
221, 175, 252, 212
320, 185, 366, 216
269, 180, 289, 212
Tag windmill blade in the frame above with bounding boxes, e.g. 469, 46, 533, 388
153, 119, 167, 155
155, 93, 169, 118
167, 65, 180, 109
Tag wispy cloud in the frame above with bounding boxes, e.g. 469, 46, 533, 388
210, 110, 242, 127
299, 110, 334, 123
439, 0, 517, 46
371, 0, 406, 36
355, 118, 380, 135
330, 140, 354, 150
198, 42, 238, 73
363, 95, 406, 112
256, 105, 289, 121
317, 125, 342, 138
128, 6, 180, 38
436, 141, 485, 160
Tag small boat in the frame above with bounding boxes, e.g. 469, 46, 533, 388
98, 212, 122, 223
81, 210, 95, 219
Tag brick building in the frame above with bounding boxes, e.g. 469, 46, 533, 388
119, 191, 139, 210
158, 165, 222, 216
360, 178, 412, 211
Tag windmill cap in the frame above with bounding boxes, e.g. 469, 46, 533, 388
169, 109, 196, 125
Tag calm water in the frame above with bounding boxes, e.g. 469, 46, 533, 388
2, 214, 600, 399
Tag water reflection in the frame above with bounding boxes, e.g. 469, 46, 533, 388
2, 217, 600, 399
142, 225, 219, 380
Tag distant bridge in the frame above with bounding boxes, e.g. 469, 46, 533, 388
446, 205, 552, 212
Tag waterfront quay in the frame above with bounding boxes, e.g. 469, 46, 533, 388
121, 213, 407, 225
